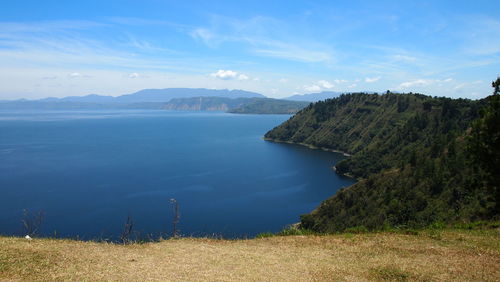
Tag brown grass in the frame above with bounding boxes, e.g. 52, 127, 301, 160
1, 229, 499, 281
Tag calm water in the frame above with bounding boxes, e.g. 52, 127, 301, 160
0, 110, 354, 239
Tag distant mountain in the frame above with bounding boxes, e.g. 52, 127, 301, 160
0, 101, 168, 110
115, 88, 264, 103
164, 97, 309, 114
38, 94, 116, 103
0, 88, 266, 110
284, 91, 343, 102
0, 89, 307, 114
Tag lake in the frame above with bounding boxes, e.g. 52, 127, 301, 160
0, 110, 354, 239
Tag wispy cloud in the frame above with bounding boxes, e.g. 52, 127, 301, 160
365, 76, 381, 83
253, 47, 331, 63
41, 76, 57, 80
398, 79, 432, 89
190, 28, 218, 47
0, 7, 498, 100
0, 20, 107, 33
0, 20, 226, 74
189, 15, 334, 63
396, 77, 456, 91
458, 16, 500, 55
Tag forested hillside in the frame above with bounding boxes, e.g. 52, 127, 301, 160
228, 98, 309, 114
265, 86, 499, 232
164, 97, 309, 114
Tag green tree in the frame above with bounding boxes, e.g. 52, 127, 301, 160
493, 77, 500, 95
469, 77, 500, 215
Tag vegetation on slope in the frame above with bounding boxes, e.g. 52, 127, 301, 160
228, 98, 310, 114
163, 96, 309, 114
163, 96, 248, 111
265, 81, 499, 232
1, 229, 499, 281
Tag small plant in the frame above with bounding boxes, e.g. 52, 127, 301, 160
255, 232, 274, 238
344, 226, 368, 234
371, 266, 411, 281
453, 220, 500, 230
255, 226, 318, 238
429, 221, 446, 229
426, 229, 442, 240
21, 209, 44, 237
277, 227, 316, 236
170, 198, 180, 238
120, 215, 134, 244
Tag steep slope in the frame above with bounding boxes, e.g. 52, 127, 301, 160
265, 93, 497, 232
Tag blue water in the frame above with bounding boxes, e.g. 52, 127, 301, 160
0, 110, 354, 239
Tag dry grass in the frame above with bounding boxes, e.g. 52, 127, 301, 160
1, 229, 499, 281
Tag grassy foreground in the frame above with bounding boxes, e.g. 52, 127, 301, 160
1, 229, 499, 281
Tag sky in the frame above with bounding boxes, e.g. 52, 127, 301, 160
0, 0, 499, 100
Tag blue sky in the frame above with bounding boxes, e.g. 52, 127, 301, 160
0, 0, 499, 99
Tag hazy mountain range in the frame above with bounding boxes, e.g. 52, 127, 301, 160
34, 88, 266, 103
0, 88, 314, 114
0, 88, 368, 113
0, 88, 349, 104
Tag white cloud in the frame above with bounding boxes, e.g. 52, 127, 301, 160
318, 80, 334, 89
128, 72, 140, 78
69, 72, 81, 78
210, 69, 238, 79
365, 76, 381, 83
303, 80, 336, 92
393, 54, 417, 62
237, 74, 249, 80
190, 28, 215, 46
398, 79, 431, 89
304, 84, 322, 92
398, 78, 454, 89
278, 78, 288, 83
210, 69, 249, 81
348, 83, 357, 88
454, 83, 467, 90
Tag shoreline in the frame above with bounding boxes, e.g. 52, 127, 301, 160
263, 137, 357, 180
262, 137, 352, 157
